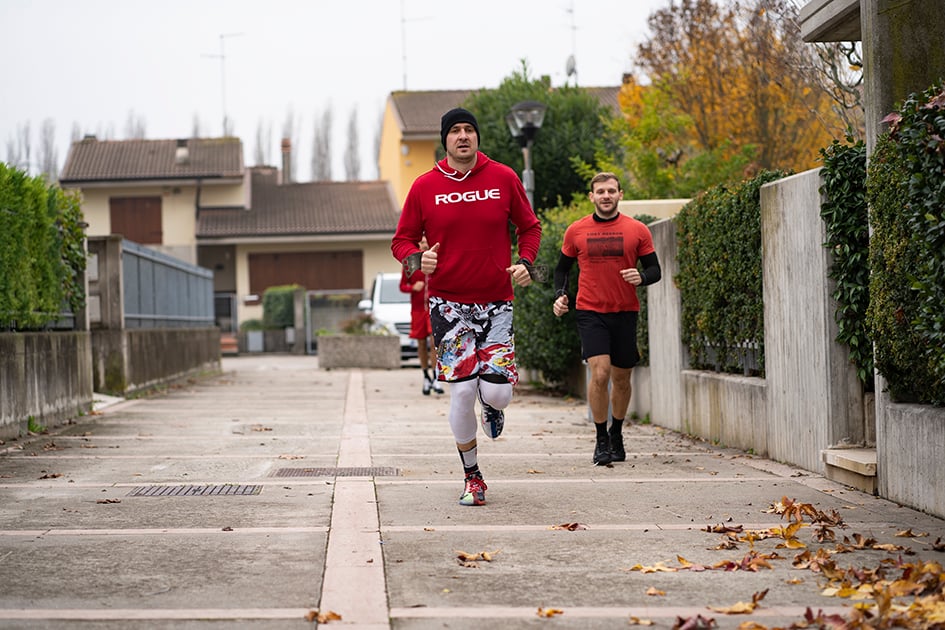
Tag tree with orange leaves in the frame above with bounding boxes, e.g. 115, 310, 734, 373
633, 0, 855, 176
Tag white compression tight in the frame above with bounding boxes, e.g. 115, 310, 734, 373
449, 377, 514, 444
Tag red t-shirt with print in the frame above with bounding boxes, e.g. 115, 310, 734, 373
561, 213, 655, 312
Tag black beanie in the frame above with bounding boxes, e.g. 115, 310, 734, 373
440, 108, 479, 148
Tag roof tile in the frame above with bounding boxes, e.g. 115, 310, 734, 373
197, 169, 399, 238
60, 137, 243, 182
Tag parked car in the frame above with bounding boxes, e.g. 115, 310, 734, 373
358, 272, 417, 359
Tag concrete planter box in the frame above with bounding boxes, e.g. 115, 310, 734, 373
317, 334, 400, 370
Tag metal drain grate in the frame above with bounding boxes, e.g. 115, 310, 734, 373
127, 484, 263, 497
271, 466, 400, 478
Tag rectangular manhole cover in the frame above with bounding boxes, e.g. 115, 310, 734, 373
127, 484, 263, 497
271, 467, 400, 478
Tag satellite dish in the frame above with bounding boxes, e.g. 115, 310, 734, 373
565, 54, 576, 78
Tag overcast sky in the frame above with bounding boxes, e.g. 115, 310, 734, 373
1, 0, 670, 181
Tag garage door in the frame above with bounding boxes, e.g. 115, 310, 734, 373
248, 251, 363, 294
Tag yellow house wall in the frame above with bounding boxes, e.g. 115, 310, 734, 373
377, 100, 440, 207
377, 102, 403, 199
233, 238, 400, 325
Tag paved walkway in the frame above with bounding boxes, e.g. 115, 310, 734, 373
1, 355, 943, 629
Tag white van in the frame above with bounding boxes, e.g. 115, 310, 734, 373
358, 272, 417, 359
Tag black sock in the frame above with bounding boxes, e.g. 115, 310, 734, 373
595, 422, 609, 440
610, 417, 624, 434
422, 369, 431, 380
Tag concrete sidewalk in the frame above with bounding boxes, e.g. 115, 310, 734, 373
0, 354, 943, 629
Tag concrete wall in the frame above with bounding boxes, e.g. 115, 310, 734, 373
632, 218, 686, 431
628, 167, 945, 517
680, 371, 767, 454
0, 332, 93, 439
317, 335, 400, 370
86, 236, 221, 395
761, 170, 866, 472
876, 402, 945, 516
91, 328, 220, 395
629, 170, 865, 465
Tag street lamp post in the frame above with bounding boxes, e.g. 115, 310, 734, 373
505, 100, 547, 210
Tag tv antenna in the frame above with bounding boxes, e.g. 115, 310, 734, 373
400, 0, 432, 90
564, 1, 578, 85
203, 32, 244, 136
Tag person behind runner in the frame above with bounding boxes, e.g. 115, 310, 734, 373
552, 172, 661, 465
391, 107, 542, 506
400, 236, 444, 396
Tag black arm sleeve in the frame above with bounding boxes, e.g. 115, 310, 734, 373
553, 253, 576, 297
638, 251, 661, 286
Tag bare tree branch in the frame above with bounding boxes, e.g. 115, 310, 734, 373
343, 106, 360, 181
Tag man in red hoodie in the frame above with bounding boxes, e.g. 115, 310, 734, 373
391, 108, 542, 506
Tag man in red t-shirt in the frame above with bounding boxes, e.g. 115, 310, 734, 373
391, 108, 542, 506
400, 237, 443, 396
552, 172, 661, 466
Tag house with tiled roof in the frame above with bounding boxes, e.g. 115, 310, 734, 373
196, 167, 399, 310
60, 136, 400, 337
60, 136, 246, 265
378, 86, 622, 206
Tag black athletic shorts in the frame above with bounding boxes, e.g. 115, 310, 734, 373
574, 309, 640, 369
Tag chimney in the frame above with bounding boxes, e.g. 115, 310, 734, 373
281, 137, 292, 184
175, 138, 189, 165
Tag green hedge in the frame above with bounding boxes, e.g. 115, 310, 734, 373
819, 138, 874, 387
632, 213, 658, 367
0, 163, 86, 330
675, 170, 789, 376
866, 84, 945, 405
262, 284, 301, 329
515, 203, 585, 386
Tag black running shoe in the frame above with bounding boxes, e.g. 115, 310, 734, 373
593, 437, 614, 466
610, 429, 626, 462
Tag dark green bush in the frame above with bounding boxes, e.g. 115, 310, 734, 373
239, 318, 264, 331
0, 163, 86, 330
261, 285, 300, 329
633, 213, 659, 367
866, 133, 945, 404
515, 202, 586, 387
878, 81, 945, 402
675, 170, 789, 376
819, 138, 874, 387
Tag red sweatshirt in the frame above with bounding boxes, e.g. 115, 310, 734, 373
391, 152, 541, 303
